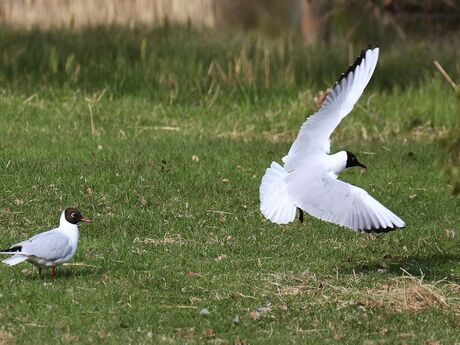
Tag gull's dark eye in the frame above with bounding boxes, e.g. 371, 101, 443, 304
71, 212, 76, 218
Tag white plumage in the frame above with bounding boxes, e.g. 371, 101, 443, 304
260, 47, 405, 232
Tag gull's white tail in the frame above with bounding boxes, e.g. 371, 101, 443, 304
1, 254, 27, 266
259, 161, 296, 224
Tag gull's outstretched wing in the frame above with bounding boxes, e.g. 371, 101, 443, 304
14, 230, 73, 260
283, 47, 379, 172
286, 169, 405, 232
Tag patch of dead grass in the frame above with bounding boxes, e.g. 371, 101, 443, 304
133, 233, 184, 246
363, 271, 460, 314
265, 270, 460, 315
0, 331, 12, 345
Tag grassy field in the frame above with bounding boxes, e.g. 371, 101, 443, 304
0, 26, 459, 344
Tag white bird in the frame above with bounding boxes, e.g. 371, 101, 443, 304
0, 208, 91, 277
259, 47, 405, 233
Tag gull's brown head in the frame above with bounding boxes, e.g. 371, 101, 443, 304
64, 208, 91, 224
345, 151, 367, 170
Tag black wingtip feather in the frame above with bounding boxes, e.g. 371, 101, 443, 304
336, 45, 378, 85
0, 245, 22, 252
361, 224, 405, 234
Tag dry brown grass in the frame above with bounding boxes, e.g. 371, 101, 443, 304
363, 271, 460, 314
0, 331, 12, 345
0, 0, 216, 29
264, 270, 460, 315
133, 233, 184, 246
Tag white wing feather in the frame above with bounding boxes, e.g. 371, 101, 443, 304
286, 169, 405, 232
283, 48, 379, 171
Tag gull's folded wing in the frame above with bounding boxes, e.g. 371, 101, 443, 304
18, 231, 72, 260
283, 48, 379, 171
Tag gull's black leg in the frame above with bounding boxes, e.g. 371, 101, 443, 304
38, 267, 42, 279
298, 208, 304, 223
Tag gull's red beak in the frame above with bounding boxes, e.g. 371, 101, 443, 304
358, 162, 367, 169
80, 216, 92, 223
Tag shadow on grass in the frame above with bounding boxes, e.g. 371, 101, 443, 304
22, 265, 101, 281
343, 253, 460, 282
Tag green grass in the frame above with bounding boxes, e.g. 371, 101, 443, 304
0, 26, 459, 344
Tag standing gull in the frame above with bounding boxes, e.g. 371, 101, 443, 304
259, 47, 405, 232
0, 208, 91, 277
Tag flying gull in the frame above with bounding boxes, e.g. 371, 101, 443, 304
259, 47, 405, 233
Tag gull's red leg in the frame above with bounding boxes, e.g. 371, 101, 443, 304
51, 267, 56, 279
